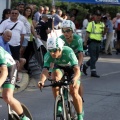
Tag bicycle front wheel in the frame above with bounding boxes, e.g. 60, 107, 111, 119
54, 95, 67, 120
68, 96, 77, 120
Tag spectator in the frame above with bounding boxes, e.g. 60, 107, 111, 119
17, 2, 25, 15
43, 6, 53, 30
20, 7, 32, 58
51, 8, 63, 29
70, 15, 75, 23
0, 9, 11, 24
82, 14, 91, 41
43, 6, 49, 14
115, 13, 120, 54
0, 8, 26, 81
113, 13, 120, 29
61, 12, 68, 20
33, 6, 44, 27
102, 16, 113, 55
0, 29, 12, 54
21, 7, 39, 71
36, 14, 51, 48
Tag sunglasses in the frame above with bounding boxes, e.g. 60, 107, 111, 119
62, 28, 72, 33
11, 12, 18, 15
48, 48, 59, 53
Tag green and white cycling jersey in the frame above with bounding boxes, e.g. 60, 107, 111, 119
0, 46, 15, 67
44, 46, 78, 68
60, 34, 83, 56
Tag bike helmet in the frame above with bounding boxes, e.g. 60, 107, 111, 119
47, 37, 65, 51
61, 20, 76, 33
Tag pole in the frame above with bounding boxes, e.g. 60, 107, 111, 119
52, 0, 55, 6
6, 0, 11, 8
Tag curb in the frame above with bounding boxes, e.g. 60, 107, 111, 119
14, 72, 29, 93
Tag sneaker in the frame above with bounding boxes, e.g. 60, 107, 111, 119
20, 116, 30, 120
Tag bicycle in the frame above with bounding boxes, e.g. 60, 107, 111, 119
0, 84, 33, 120
41, 74, 78, 120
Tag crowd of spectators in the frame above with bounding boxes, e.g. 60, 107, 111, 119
0, 2, 120, 82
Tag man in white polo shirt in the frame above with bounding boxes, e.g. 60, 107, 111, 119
0, 8, 26, 63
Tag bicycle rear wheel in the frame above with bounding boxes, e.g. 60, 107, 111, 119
8, 103, 33, 120
54, 95, 67, 120
21, 103, 33, 120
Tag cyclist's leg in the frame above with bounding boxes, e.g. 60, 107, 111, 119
69, 81, 83, 119
2, 85, 23, 114
2, 64, 30, 120
79, 82, 84, 102
51, 68, 64, 98
2, 84, 30, 120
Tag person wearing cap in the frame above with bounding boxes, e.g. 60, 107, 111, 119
38, 37, 84, 120
83, 11, 106, 78
60, 20, 84, 102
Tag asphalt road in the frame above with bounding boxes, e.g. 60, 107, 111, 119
0, 52, 120, 120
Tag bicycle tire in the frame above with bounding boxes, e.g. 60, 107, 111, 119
54, 95, 67, 120
21, 103, 33, 120
68, 96, 77, 120
8, 103, 33, 120
8, 113, 19, 120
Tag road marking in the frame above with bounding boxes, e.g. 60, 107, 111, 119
82, 71, 120, 81
84, 57, 120, 63
101, 71, 120, 76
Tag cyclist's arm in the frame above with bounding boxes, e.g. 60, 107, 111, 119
78, 52, 83, 67
39, 52, 53, 84
39, 67, 49, 83
77, 38, 84, 67
0, 65, 8, 87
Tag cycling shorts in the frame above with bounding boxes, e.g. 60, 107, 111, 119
2, 64, 17, 90
53, 66, 80, 85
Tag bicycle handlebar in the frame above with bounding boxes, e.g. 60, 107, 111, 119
43, 80, 73, 88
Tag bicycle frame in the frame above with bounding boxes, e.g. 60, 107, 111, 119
43, 76, 74, 120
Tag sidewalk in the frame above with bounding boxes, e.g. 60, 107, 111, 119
0, 72, 29, 94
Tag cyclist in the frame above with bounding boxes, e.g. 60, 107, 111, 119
0, 46, 30, 120
38, 37, 83, 120
60, 20, 84, 100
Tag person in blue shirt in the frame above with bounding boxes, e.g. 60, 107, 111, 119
0, 29, 12, 54
102, 16, 113, 55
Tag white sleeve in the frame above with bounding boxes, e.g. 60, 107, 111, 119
20, 22, 26, 34
83, 19, 88, 29
0, 21, 6, 33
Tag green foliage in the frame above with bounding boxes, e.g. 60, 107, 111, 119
11, 0, 120, 21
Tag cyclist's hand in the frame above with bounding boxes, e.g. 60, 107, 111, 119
38, 81, 44, 91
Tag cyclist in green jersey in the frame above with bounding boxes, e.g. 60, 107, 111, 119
38, 37, 83, 120
0, 46, 30, 120
60, 20, 84, 101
